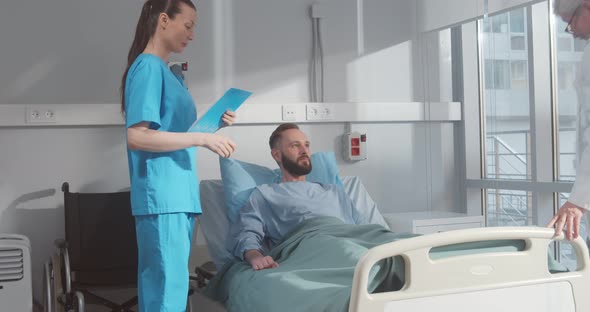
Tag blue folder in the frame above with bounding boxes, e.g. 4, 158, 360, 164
189, 88, 252, 133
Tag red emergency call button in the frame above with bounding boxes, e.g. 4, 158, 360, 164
351, 148, 360, 156
351, 138, 360, 146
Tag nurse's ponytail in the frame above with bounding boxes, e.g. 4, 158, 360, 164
120, 0, 196, 114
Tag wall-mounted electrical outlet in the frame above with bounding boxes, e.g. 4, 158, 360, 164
282, 104, 299, 121
306, 103, 334, 121
26, 106, 57, 124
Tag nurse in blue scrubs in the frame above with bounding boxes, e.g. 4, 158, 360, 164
120, 1, 236, 311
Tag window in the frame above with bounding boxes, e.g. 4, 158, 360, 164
481, 10, 531, 182
510, 9, 525, 33
554, 14, 584, 182
574, 38, 586, 52
485, 129, 530, 179
467, 1, 582, 271
511, 35, 526, 50
557, 37, 572, 51
482, 8, 524, 34
511, 60, 527, 89
483, 14, 509, 33
558, 63, 575, 90
486, 189, 531, 226
485, 60, 511, 89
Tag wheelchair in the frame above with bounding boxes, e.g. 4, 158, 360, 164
43, 182, 193, 312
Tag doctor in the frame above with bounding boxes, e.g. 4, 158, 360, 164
121, 0, 236, 311
549, 0, 590, 240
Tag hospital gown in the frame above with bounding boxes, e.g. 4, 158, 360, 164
230, 181, 388, 259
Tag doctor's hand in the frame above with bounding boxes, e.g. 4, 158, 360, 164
244, 249, 279, 271
547, 201, 586, 240
220, 110, 236, 128
203, 133, 236, 158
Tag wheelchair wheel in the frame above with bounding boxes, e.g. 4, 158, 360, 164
186, 294, 193, 312
65, 291, 85, 312
52, 254, 66, 312
43, 254, 66, 312
43, 261, 54, 312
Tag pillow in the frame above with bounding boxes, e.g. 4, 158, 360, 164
219, 151, 342, 223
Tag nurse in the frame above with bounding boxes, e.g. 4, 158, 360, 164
120, 0, 236, 311
549, 0, 590, 240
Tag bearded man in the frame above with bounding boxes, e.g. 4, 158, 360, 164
230, 123, 387, 270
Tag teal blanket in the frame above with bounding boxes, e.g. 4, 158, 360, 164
204, 217, 562, 312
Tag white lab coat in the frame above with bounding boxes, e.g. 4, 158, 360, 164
568, 42, 590, 228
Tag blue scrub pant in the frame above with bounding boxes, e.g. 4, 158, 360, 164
135, 213, 195, 312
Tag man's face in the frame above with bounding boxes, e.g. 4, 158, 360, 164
562, 4, 590, 39
276, 129, 312, 177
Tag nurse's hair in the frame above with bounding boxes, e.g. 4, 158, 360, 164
554, 0, 582, 15
269, 123, 300, 149
120, 0, 196, 113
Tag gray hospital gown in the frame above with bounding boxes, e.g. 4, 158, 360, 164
230, 181, 387, 260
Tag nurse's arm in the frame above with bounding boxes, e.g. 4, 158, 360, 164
127, 122, 236, 157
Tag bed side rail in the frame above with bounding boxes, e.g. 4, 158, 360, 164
349, 226, 590, 312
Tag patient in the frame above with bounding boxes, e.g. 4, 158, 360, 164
230, 123, 388, 270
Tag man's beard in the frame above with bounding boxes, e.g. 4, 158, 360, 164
282, 153, 312, 177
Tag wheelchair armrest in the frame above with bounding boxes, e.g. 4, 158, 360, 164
195, 261, 217, 279
192, 261, 217, 288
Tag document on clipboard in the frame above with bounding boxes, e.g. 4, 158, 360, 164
188, 88, 252, 133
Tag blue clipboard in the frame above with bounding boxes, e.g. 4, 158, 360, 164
189, 88, 252, 133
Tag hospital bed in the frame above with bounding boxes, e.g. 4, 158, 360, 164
195, 176, 590, 312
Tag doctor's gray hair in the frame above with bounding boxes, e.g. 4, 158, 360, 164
554, 0, 582, 15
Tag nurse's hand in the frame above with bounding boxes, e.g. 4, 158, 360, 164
204, 133, 236, 158
220, 110, 236, 128
547, 201, 586, 240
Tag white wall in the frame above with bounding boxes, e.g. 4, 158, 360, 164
0, 127, 130, 304
0, 0, 459, 303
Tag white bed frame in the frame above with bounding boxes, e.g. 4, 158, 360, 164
350, 226, 590, 312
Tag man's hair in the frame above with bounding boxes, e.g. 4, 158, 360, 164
554, 0, 581, 15
269, 123, 300, 149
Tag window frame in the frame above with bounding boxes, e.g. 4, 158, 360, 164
462, 2, 574, 234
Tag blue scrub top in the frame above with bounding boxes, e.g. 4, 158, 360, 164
125, 53, 201, 216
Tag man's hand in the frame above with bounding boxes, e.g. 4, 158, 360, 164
244, 249, 279, 271
547, 201, 586, 240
